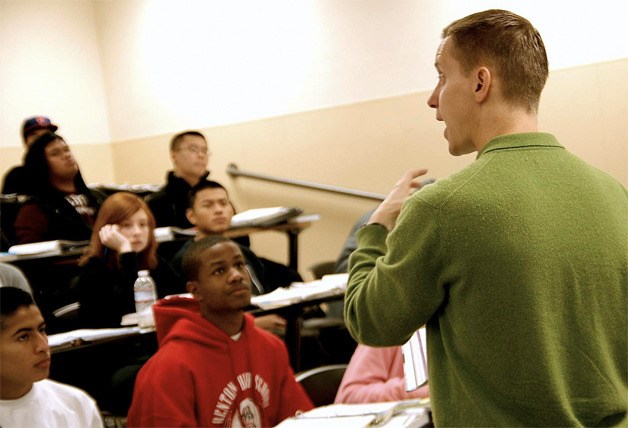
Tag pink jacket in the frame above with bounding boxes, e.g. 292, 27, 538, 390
334, 345, 430, 403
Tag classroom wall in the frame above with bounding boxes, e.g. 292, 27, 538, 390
1, 1, 626, 279
106, 58, 628, 279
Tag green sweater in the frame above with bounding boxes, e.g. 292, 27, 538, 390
345, 133, 627, 426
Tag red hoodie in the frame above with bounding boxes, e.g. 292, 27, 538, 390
127, 296, 313, 427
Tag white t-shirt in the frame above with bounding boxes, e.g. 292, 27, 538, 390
0, 379, 103, 428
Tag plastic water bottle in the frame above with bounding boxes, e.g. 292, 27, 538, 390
134, 270, 157, 328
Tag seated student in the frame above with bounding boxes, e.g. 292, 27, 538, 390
0, 286, 103, 427
76, 192, 184, 328
335, 344, 429, 404
127, 236, 313, 427
0, 263, 33, 294
2, 115, 59, 195
145, 130, 212, 229
172, 180, 303, 334
13, 132, 106, 244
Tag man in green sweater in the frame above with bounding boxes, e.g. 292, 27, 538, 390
344, 9, 627, 426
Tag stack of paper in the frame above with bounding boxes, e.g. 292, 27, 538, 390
275, 399, 431, 427
402, 327, 428, 391
230, 207, 302, 228
251, 274, 348, 310
153, 227, 197, 242
48, 327, 142, 350
8, 240, 89, 257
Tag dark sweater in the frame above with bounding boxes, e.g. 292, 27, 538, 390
13, 189, 106, 244
145, 171, 209, 228
77, 252, 185, 328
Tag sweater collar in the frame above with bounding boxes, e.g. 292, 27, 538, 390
477, 133, 563, 159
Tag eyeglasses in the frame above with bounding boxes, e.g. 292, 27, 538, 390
176, 146, 210, 156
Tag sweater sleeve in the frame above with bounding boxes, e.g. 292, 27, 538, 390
77, 253, 139, 328
126, 351, 198, 427
344, 196, 447, 346
334, 345, 430, 404
13, 202, 50, 244
274, 342, 314, 424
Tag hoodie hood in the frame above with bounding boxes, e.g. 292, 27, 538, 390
153, 295, 254, 347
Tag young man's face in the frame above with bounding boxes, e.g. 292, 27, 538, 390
186, 187, 234, 235
0, 305, 50, 399
171, 134, 209, 181
187, 241, 252, 314
45, 139, 78, 180
427, 37, 479, 156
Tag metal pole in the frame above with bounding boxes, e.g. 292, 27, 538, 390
226, 163, 387, 201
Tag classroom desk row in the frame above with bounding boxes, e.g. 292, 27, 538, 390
1, 219, 316, 334
47, 279, 347, 414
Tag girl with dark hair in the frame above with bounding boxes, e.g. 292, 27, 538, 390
76, 192, 184, 328
13, 132, 106, 244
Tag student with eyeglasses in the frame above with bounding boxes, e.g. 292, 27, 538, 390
145, 130, 212, 229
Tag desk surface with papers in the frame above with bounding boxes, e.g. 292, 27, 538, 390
275, 399, 432, 428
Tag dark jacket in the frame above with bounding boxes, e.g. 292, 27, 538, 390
145, 171, 210, 228
77, 252, 185, 328
13, 188, 107, 244
12, 131, 106, 244
2, 165, 27, 195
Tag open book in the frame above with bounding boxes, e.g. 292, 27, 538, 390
402, 327, 428, 391
48, 327, 142, 351
275, 399, 431, 427
7, 240, 89, 257
250, 274, 347, 310
153, 227, 197, 243
230, 207, 302, 228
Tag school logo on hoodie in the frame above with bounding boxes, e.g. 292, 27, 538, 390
212, 372, 269, 427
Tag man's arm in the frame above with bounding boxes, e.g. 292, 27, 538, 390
343, 170, 446, 346
367, 169, 428, 231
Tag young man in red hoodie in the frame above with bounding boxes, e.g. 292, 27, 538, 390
127, 235, 313, 427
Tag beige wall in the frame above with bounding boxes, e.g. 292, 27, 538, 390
1, 59, 626, 279
84, 58, 625, 280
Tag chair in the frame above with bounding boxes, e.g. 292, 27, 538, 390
308, 260, 336, 280
52, 301, 81, 332
295, 364, 348, 407
300, 261, 356, 371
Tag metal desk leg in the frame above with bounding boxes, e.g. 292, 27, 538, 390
287, 228, 301, 271
281, 306, 302, 372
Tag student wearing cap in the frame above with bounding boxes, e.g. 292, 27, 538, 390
2, 116, 59, 195
13, 132, 106, 244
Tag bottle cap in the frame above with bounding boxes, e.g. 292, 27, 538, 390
138, 270, 150, 276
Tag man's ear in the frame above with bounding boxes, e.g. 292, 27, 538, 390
186, 281, 202, 301
474, 66, 491, 103
185, 208, 196, 225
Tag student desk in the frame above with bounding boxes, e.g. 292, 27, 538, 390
49, 327, 158, 415
249, 275, 348, 372
47, 279, 345, 413
224, 220, 314, 271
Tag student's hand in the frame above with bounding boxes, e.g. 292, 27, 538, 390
254, 314, 287, 336
369, 168, 429, 231
406, 383, 430, 400
99, 224, 132, 254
